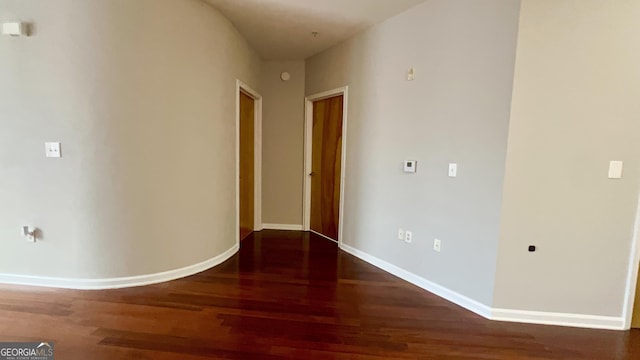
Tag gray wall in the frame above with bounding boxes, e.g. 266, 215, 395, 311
4, 0, 637, 323
493, 0, 640, 317
305, 0, 521, 305
0, 0, 261, 278
260, 61, 306, 226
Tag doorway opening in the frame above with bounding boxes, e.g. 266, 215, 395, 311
633, 268, 640, 329
303, 87, 349, 244
624, 194, 640, 330
236, 80, 262, 243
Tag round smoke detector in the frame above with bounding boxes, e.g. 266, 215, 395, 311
280, 72, 291, 81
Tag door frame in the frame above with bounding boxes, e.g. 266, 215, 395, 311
236, 79, 263, 246
302, 86, 349, 245
622, 193, 640, 329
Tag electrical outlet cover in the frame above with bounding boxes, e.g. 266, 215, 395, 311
45, 142, 61, 158
405, 231, 413, 243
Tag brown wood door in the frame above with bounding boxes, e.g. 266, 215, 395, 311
239, 91, 254, 241
310, 95, 344, 241
633, 268, 640, 328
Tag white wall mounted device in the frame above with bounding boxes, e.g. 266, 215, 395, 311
2, 22, 26, 36
403, 160, 417, 173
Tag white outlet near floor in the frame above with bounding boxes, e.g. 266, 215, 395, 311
398, 228, 405, 240
45, 142, 61, 158
433, 239, 441, 252
405, 231, 413, 243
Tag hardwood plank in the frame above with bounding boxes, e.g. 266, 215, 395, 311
0, 230, 638, 359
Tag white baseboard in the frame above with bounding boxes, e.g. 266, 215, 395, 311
0, 238, 626, 330
339, 243, 625, 331
491, 308, 624, 330
339, 243, 493, 319
262, 223, 304, 231
0, 244, 239, 290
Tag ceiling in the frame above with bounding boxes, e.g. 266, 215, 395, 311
204, 0, 427, 60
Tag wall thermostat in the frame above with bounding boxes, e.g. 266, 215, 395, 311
403, 160, 417, 173
280, 72, 291, 81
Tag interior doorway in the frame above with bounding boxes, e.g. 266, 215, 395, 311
239, 91, 254, 240
633, 268, 640, 328
626, 197, 640, 330
236, 81, 262, 243
631, 276, 640, 329
303, 87, 348, 243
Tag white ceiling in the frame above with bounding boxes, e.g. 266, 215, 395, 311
204, 0, 427, 60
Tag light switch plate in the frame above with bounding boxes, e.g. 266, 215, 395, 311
434, 239, 441, 252
448, 163, 457, 177
2, 22, 25, 36
45, 142, 61, 158
608, 161, 623, 179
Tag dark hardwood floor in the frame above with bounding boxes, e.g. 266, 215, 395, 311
0, 230, 638, 359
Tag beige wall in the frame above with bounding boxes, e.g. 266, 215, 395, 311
0, 0, 261, 278
305, 0, 521, 305
3, 0, 637, 324
261, 61, 306, 226
493, 0, 640, 316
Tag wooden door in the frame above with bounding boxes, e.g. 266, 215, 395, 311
633, 268, 640, 328
310, 95, 344, 241
239, 91, 254, 241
